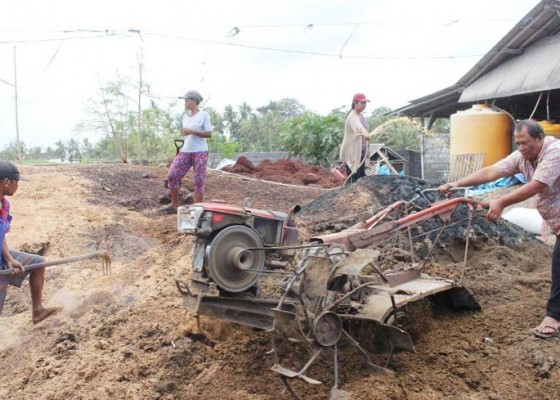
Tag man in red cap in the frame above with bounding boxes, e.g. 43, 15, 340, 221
339, 93, 372, 184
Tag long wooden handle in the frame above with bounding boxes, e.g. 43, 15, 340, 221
0, 252, 111, 276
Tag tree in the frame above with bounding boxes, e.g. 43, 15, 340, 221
367, 106, 392, 130
54, 140, 66, 161
205, 107, 224, 138
92, 136, 116, 160
128, 101, 178, 164
256, 98, 306, 118
370, 117, 425, 150
281, 112, 344, 166
223, 102, 254, 147
230, 98, 307, 152
0, 140, 25, 160
77, 77, 181, 163
80, 138, 94, 161
78, 78, 134, 163
255, 98, 306, 152
222, 104, 239, 139
206, 107, 241, 157
66, 138, 81, 162
44, 146, 55, 159
29, 146, 43, 160
431, 118, 450, 133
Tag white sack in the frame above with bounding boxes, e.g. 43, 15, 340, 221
502, 207, 543, 235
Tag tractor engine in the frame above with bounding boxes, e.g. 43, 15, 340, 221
177, 201, 300, 294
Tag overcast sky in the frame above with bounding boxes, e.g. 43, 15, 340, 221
0, 0, 539, 149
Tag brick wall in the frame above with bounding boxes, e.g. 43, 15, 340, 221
422, 132, 450, 182
394, 149, 422, 178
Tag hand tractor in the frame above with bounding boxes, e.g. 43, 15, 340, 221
175, 190, 485, 399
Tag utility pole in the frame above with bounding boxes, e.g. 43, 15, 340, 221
130, 29, 143, 165
13, 46, 21, 161
137, 50, 143, 164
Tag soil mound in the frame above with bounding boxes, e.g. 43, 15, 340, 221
299, 175, 537, 249
224, 155, 255, 173
223, 158, 341, 188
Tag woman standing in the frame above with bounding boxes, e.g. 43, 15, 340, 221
163, 90, 213, 214
339, 93, 372, 184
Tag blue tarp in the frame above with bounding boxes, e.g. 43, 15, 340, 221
468, 173, 525, 196
377, 165, 405, 176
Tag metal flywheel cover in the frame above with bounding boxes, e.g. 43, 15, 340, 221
205, 225, 265, 292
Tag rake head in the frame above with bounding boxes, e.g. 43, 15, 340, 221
99, 252, 112, 275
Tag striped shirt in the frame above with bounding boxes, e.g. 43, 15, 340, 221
495, 136, 560, 234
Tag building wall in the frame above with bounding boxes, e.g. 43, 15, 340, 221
422, 132, 450, 182
394, 149, 422, 178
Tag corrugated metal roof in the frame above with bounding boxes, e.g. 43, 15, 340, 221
457, 0, 560, 88
460, 30, 560, 101
387, 85, 463, 119
390, 0, 560, 118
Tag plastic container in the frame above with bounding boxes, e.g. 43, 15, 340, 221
538, 121, 560, 139
450, 104, 512, 167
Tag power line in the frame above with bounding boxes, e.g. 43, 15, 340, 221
5, 24, 555, 61
144, 32, 488, 60
229, 18, 515, 29
0, 18, 515, 34
0, 32, 133, 44
0, 29, 500, 60
0, 77, 14, 87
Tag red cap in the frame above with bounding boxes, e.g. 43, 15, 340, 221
352, 93, 370, 102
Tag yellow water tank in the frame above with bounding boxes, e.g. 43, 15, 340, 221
450, 104, 512, 167
538, 121, 560, 139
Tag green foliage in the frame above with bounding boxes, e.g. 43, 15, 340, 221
224, 102, 253, 145
204, 107, 239, 157
257, 98, 306, 118
54, 140, 66, 160
281, 112, 344, 166
76, 78, 134, 162
208, 135, 241, 158
0, 140, 22, 160
371, 117, 425, 150
205, 107, 225, 136
222, 98, 307, 153
129, 102, 179, 163
66, 138, 81, 161
367, 106, 392, 130
431, 118, 450, 133
4, 74, 429, 169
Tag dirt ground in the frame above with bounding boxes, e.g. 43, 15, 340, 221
0, 163, 558, 400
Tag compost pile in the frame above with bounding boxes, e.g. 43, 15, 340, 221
222, 156, 342, 188
299, 175, 537, 248
0, 164, 558, 400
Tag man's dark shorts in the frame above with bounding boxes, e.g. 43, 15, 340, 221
0, 250, 44, 309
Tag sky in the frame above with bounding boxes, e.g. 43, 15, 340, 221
0, 0, 540, 149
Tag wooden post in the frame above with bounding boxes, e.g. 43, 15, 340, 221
376, 149, 399, 174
